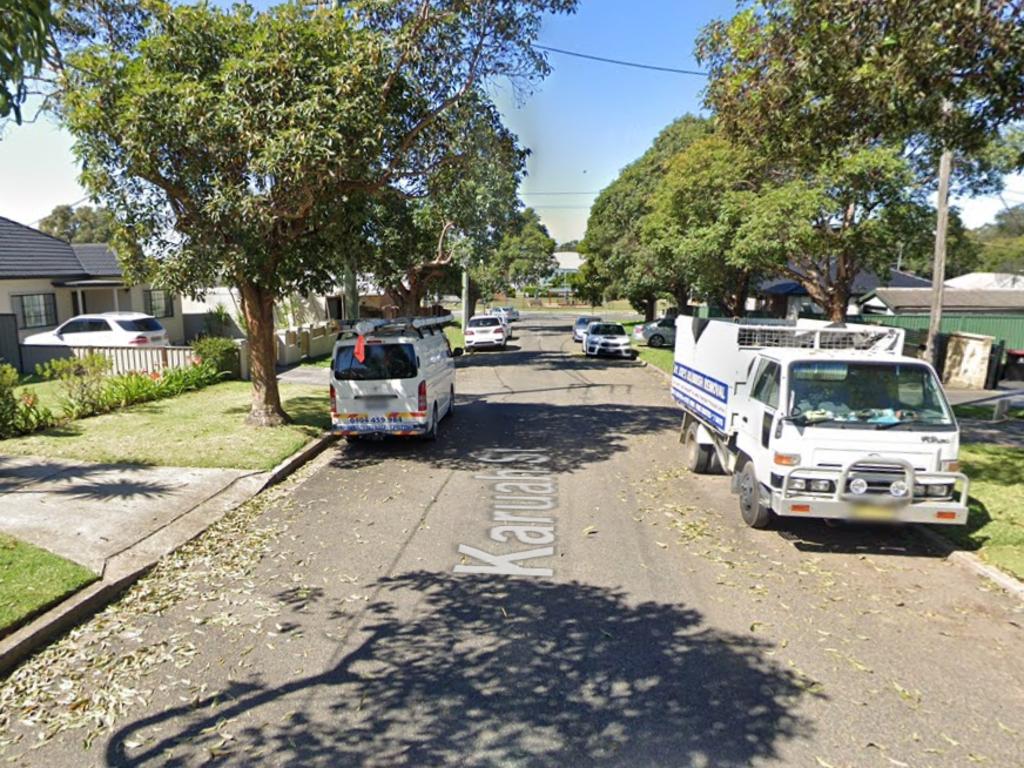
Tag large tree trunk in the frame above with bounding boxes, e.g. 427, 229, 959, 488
239, 281, 288, 427
644, 296, 656, 322
672, 282, 689, 314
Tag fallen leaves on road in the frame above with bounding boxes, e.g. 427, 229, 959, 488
0, 467, 311, 752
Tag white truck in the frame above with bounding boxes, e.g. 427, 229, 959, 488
672, 316, 969, 529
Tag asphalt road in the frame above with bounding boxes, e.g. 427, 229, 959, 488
5, 314, 1023, 767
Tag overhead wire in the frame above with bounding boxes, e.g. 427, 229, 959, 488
533, 44, 708, 77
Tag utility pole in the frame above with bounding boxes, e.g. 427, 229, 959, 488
461, 267, 470, 333
925, 143, 953, 367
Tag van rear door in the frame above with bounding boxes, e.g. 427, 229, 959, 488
331, 342, 426, 434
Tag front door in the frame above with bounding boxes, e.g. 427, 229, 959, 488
743, 357, 782, 474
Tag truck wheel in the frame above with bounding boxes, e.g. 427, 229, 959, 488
684, 422, 713, 474
738, 462, 773, 529
649, 334, 665, 348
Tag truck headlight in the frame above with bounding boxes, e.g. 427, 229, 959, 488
789, 478, 807, 491
849, 478, 868, 495
889, 480, 909, 497
927, 484, 952, 497
810, 479, 833, 493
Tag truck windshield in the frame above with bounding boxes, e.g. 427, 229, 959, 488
788, 361, 953, 429
334, 343, 417, 380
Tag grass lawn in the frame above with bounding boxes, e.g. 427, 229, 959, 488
0, 381, 330, 470
14, 377, 64, 414
938, 444, 1024, 580
444, 324, 465, 349
297, 354, 333, 369
953, 403, 1024, 421
0, 535, 96, 636
622, 321, 675, 374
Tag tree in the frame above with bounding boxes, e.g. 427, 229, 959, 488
568, 259, 608, 307
971, 202, 1024, 274
0, 0, 52, 123
38, 204, 115, 243
727, 147, 924, 321
697, 0, 1024, 340
60, 0, 576, 426
474, 208, 557, 296
556, 239, 580, 252
582, 116, 710, 319
644, 135, 762, 318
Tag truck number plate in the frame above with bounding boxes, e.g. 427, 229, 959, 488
852, 505, 896, 522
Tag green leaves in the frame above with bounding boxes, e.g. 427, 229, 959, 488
0, 0, 53, 123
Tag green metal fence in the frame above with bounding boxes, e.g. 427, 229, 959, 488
857, 314, 1024, 350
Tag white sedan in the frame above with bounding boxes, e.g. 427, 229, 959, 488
583, 322, 637, 359
23, 312, 170, 347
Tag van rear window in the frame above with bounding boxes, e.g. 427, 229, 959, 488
334, 343, 417, 380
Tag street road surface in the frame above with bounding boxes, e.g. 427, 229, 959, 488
3, 315, 1023, 767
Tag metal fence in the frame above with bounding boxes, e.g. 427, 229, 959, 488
18, 344, 196, 375
854, 314, 1024, 350
0, 314, 20, 370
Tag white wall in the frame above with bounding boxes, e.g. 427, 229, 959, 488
0, 278, 76, 342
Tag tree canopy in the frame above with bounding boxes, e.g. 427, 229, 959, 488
0, 0, 52, 123
38, 204, 116, 243
60, 0, 576, 425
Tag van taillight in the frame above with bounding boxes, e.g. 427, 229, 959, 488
418, 380, 427, 411
128, 335, 149, 345
330, 384, 336, 414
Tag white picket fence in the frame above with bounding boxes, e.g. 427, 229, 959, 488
69, 345, 197, 375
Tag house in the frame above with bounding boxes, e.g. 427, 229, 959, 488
860, 287, 1024, 315
0, 215, 183, 343
756, 268, 931, 318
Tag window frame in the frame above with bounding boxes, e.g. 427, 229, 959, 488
751, 358, 781, 410
143, 289, 175, 319
13, 293, 58, 330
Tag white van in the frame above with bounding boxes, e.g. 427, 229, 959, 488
330, 315, 462, 440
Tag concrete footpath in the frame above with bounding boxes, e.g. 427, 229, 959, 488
0, 456, 260, 573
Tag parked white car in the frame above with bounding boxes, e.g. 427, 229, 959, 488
330, 315, 460, 440
465, 315, 508, 350
497, 306, 520, 321
22, 312, 169, 347
583, 322, 638, 359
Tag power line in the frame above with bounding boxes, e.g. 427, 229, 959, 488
534, 44, 708, 77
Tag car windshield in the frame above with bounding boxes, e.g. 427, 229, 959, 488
575, 317, 597, 327
470, 317, 500, 328
115, 318, 163, 332
788, 361, 953, 429
590, 324, 625, 336
334, 343, 417, 380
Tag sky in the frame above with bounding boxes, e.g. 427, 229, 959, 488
1, 0, 1022, 243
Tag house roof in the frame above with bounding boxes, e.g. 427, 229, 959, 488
0, 216, 122, 279
0, 216, 87, 278
868, 288, 1024, 313
757, 268, 930, 297
945, 272, 1024, 290
71, 243, 121, 276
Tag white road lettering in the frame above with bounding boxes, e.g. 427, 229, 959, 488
456, 448, 559, 578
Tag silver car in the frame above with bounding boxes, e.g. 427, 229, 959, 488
572, 315, 601, 342
635, 317, 676, 348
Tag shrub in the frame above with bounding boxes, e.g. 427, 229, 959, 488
38, 354, 111, 420
0, 365, 55, 438
191, 336, 240, 378
105, 371, 162, 409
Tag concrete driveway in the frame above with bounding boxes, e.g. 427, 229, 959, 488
0, 456, 259, 573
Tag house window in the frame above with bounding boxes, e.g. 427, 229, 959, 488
144, 289, 175, 318
13, 293, 57, 329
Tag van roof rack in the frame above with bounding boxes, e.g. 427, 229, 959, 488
721, 318, 904, 353
336, 313, 453, 340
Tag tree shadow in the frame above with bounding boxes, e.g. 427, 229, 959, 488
331, 399, 681, 474
105, 572, 815, 767
0, 457, 162, 494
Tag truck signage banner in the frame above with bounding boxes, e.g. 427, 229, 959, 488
671, 362, 729, 431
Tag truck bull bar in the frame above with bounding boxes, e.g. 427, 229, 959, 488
776, 456, 970, 525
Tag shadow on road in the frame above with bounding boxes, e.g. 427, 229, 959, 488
331, 398, 680, 474
104, 572, 815, 767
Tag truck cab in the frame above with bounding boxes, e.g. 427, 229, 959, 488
672, 317, 969, 528
330, 315, 460, 440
